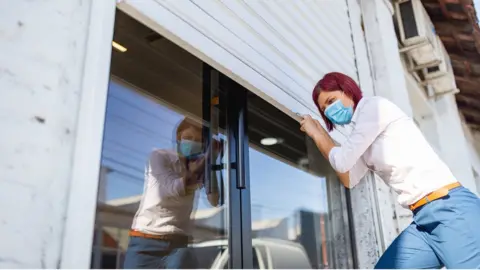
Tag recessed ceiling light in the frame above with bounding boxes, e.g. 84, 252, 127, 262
112, 41, 127, 52
261, 137, 279, 146
298, 157, 309, 167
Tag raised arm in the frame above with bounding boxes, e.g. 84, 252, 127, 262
148, 150, 188, 198
301, 117, 368, 188
301, 97, 398, 188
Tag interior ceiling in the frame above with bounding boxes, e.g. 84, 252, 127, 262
422, 0, 480, 131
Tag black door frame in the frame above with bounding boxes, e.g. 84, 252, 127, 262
203, 65, 253, 269
204, 65, 358, 269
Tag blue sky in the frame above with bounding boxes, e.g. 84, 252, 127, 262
100, 80, 329, 222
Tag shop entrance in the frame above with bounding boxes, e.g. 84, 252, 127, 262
91, 9, 354, 269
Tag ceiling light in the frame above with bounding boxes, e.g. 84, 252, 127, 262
261, 137, 279, 146
112, 41, 127, 52
298, 157, 309, 167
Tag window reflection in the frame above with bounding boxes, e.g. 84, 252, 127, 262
93, 10, 229, 269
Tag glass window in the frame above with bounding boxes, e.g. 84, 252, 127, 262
92, 10, 230, 269
94, 8, 354, 269
247, 92, 354, 269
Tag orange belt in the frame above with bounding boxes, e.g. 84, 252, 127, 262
409, 182, 461, 211
129, 230, 189, 243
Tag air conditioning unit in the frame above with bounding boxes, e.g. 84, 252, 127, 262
422, 36, 458, 95
395, 0, 442, 66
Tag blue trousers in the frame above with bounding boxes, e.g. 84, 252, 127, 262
123, 236, 197, 269
375, 186, 480, 269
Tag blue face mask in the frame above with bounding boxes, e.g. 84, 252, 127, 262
178, 139, 203, 158
324, 99, 353, 125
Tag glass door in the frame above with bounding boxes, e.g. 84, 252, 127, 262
91, 9, 245, 269
93, 8, 354, 269
244, 91, 354, 269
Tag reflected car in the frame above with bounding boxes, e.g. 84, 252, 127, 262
189, 237, 312, 269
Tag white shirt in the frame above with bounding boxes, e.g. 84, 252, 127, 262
131, 149, 196, 235
328, 96, 457, 207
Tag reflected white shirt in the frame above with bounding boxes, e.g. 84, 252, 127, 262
328, 96, 456, 207
131, 149, 195, 235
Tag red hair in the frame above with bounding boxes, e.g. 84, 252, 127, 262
312, 72, 363, 131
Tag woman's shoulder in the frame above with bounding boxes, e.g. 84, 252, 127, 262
149, 149, 179, 162
362, 96, 394, 106
361, 96, 403, 111
358, 96, 407, 120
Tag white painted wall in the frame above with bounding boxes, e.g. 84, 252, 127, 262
462, 123, 480, 195
0, 0, 115, 268
403, 66, 479, 195
433, 94, 477, 193
359, 0, 412, 116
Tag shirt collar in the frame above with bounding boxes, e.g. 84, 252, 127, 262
156, 148, 181, 164
351, 97, 367, 124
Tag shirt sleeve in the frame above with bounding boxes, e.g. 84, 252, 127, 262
148, 151, 186, 198
349, 155, 369, 188
328, 97, 403, 174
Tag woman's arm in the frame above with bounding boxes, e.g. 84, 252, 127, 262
303, 115, 336, 160
336, 171, 351, 188
301, 97, 400, 188
206, 172, 220, 207
205, 139, 222, 206
149, 150, 191, 198
301, 115, 351, 187
301, 115, 368, 188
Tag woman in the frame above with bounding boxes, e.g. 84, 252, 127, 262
123, 117, 219, 269
300, 72, 480, 269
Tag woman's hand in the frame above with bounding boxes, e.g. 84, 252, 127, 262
185, 157, 206, 187
300, 115, 323, 139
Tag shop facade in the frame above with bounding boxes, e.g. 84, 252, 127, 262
1, 0, 479, 268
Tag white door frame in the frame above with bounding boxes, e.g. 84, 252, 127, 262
60, 0, 117, 268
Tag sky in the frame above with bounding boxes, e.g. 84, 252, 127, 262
100, 80, 329, 224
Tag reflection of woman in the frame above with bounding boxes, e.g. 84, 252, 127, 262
300, 72, 480, 269
123, 117, 219, 269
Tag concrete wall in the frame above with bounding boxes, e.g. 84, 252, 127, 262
0, 0, 115, 268
462, 123, 480, 195
433, 94, 478, 192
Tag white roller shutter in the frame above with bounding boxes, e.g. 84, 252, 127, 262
118, 0, 359, 142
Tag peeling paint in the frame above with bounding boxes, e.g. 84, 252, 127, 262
0, 257, 22, 266
34, 116, 46, 124
0, 68, 15, 77
349, 178, 381, 268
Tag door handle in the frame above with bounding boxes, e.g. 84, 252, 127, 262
236, 108, 246, 189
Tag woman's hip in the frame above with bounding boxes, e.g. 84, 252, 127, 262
413, 185, 480, 244
376, 188, 480, 269
123, 235, 194, 269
